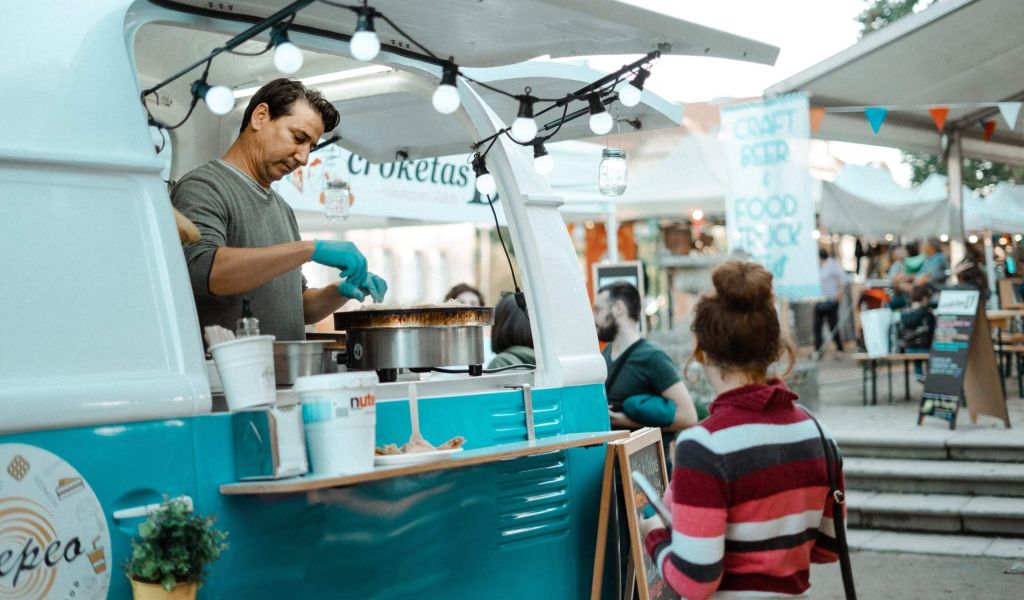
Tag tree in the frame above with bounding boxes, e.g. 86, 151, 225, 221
856, 0, 1024, 193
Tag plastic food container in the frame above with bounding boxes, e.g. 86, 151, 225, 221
294, 372, 379, 475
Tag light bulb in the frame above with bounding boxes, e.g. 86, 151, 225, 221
534, 153, 554, 176
432, 84, 460, 114
204, 85, 235, 115
476, 172, 496, 196
590, 111, 613, 135
351, 31, 380, 62
273, 41, 304, 74
618, 83, 643, 107
511, 117, 538, 143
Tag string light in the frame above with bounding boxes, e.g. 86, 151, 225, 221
510, 96, 538, 143
191, 80, 235, 115
141, 0, 661, 174
270, 24, 303, 74
588, 93, 614, 135
532, 140, 554, 175
350, 7, 380, 62
617, 67, 649, 108
432, 64, 461, 115
472, 154, 497, 196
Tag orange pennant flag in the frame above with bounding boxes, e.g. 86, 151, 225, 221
809, 107, 827, 134
983, 120, 997, 142
928, 107, 949, 132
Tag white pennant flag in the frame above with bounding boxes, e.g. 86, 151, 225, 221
998, 102, 1022, 130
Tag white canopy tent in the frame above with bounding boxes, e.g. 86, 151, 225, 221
964, 182, 1024, 233
820, 165, 968, 240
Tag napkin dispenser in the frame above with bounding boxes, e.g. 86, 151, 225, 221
232, 392, 308, 480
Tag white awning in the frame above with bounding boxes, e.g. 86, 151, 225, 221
160, 0, 778, 68
764, 0, 1024, 165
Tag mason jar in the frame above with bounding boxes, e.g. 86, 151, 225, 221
598, 148, 627, 196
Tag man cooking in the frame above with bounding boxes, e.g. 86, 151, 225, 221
172, 78, 386, 341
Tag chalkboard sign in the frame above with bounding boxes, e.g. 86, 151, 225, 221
590, 428, 676, 600
920, 290, 1009, 429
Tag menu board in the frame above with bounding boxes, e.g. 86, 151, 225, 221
590, 428, 676, 600
919, 290, 1009, 429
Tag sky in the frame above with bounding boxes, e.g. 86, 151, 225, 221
577, 0, 914, 183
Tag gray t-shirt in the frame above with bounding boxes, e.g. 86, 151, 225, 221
172, 160, 307, 341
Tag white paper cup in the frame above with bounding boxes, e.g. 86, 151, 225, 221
209, 335, 276, 411
294, 372, 378, 475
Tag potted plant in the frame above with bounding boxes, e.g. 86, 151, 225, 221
125, 496, 229, 600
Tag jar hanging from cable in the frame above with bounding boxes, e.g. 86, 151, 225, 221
598, 148, 627, 196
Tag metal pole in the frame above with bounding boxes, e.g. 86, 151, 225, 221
947, 129, 966, 267
607, 204, 620, 263
984, 228, 998, 307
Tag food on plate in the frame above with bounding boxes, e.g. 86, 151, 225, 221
374, 435, 465, 456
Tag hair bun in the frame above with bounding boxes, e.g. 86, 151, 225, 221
712, 261, 774, 310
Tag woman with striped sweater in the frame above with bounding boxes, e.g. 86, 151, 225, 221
641, 261, 844, 599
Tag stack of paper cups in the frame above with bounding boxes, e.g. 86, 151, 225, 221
294, 371, 379, 475
208, 335, 276, 411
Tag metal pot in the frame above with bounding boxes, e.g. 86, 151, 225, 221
273, 340, 333, 386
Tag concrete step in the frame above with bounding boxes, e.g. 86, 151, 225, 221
836, 433, 1024, 463
846, 491, 1024, 536
847, 529, 1024, 558
844, 457, 1024, 497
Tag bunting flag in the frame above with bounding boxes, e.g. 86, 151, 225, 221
982, 119, 997, 142
864, 107, 888, 134
998, 102, 1022, 130
928, 106, 949, 132
809, 107, 827, 134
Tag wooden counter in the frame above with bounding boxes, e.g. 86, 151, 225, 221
221, 430, 629, 495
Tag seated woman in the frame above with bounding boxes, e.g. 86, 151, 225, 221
640, 261, 843, 600
487, 293, 534, 369
445, 283, 485, 307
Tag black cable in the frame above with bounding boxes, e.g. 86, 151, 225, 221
376, 13, 440, 60
317, 0, 361, 9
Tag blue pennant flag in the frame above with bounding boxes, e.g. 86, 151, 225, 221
864, 107, 888, 134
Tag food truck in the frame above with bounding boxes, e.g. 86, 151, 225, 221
0, 1, 776, 597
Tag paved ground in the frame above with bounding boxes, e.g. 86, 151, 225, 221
807, 348, 1024, 440
810, 552, 1024, 599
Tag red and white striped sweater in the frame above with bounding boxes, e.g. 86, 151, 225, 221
644, 380, 843, 599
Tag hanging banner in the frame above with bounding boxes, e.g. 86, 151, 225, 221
721, 93, 822, 300
272, 145, 502, 224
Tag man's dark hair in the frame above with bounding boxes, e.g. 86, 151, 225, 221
905, 241, 920, 256
239, 78, 340, 135
818, 248, 830, 261
599, 281, 641, 322
910, 284, 932, 303
491, 293, 533, 353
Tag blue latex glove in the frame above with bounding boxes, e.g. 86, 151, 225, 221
338, 272, 387, 303
360, 272, 388, 303
311, 240, 367, 288
622, 393, 675, 427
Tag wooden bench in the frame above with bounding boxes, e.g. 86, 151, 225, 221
853, 352, 930, 406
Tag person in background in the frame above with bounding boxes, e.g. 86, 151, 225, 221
592, 281, 698, 464
914, 237, 949, 290
951, 260, 990, 301
639, 261, 843, 600
487, 293, 534, 369
445, 283, 486, 307
887, 244, 910, 309
815, 248, 847, 355
172, 78, 386, 341
899, 285, 936, 379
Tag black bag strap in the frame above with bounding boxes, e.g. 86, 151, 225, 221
605, 339, 644, 393
801, 407, 857, 600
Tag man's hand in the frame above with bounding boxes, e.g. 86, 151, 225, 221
360, 272, 388, 303
609, 410, 640, 429
311, 240, 367, 287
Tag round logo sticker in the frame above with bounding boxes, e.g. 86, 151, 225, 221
0, 444, 111, 599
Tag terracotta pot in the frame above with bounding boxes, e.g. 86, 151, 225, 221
130, 579, 198, 600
